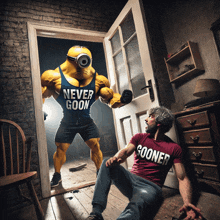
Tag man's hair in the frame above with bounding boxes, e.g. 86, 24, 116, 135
148, 106, 174, 133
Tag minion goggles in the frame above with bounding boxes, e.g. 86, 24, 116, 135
67, 53, 91, 68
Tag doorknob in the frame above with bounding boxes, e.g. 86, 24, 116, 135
141, 80, 155, 101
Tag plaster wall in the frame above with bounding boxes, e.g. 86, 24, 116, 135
159, 0, 220, 112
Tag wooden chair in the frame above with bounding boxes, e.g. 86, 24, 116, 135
0, 119, 44, 220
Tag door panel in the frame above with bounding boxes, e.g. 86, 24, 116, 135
120, 11, 136, 42
122, 117, 133, 144
138, 113, 148, 133
104, 0, 159, 170
113, 51, 129, 93
122, 117, 134, 169
125, 35, 146, 98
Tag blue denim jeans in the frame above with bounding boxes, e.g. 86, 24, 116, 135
92, 158, 164, 220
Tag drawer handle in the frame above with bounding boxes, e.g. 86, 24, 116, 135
195, 169, 204, 178
192, 152, 202, 160
190, 135, 200, 142
187, 119, 197, 126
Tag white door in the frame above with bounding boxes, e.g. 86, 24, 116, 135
104, 0, 159, 170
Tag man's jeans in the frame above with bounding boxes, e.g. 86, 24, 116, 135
92, 158, 164, 220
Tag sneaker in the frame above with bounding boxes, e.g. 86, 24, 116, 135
50, 172, 62, 187
86, 213, 104, 220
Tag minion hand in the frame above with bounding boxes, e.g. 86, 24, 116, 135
120, 90, 133, 104
44, 111, 48, 121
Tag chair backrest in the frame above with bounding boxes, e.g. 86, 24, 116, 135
0, 119, 32, 177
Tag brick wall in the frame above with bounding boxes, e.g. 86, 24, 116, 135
0, 0, 127, 207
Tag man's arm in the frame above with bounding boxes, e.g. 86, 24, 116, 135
174, 163, 202, 219
106, 143, 136, 167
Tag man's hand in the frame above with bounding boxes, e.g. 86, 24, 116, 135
179, 203, 203, 220
106, 144, 135, 167
106, 157, 122, 167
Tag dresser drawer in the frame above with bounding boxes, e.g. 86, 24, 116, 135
176, 111, 209, 129
183, 128, 212, 145
193, 163, 220, 181
188, 146, 215, 162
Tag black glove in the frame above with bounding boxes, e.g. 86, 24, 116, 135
120, 90, 133, 104
44, 111, 48, 121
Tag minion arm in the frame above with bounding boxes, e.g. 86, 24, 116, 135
96, 74, 132, 108
41, 70, 61, 102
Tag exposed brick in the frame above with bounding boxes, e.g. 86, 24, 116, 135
42, 16, 55, 22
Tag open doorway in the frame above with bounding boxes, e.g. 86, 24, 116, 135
27, 22, 119, 197
37, 37, 117, 188
37, 37, 118, 170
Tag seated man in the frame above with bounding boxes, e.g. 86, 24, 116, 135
86, 106, 203, 220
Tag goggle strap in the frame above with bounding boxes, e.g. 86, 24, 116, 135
66, 55, 77, 61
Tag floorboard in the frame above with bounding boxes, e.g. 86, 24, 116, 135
49, 195, 75, 220
7, 157, 220, 220
43, 199, 55, 220
72, 189, 93, 214
64, 192, 88, 220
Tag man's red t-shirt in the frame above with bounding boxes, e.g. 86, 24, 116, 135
129, 133, 182, 187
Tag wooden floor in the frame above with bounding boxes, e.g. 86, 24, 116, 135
47, 158, 129, 220
8, 158, 220, 220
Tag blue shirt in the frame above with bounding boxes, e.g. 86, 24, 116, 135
56, 66, 96, 125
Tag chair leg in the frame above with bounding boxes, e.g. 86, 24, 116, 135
26, 181, 44, 220
0, 191, 7, 220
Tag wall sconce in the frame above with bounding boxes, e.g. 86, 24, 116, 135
193, 79, 220, 98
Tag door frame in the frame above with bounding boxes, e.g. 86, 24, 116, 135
27, 21, 106, 198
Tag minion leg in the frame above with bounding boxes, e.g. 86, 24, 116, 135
53, 142, 70, 173
85, 138, 103, 170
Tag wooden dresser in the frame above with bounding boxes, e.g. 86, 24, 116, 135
174, 101, 220, 194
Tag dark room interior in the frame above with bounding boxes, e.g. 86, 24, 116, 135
1, 0, 220, 219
